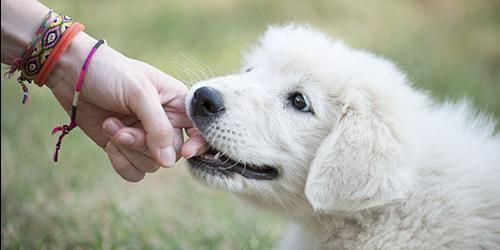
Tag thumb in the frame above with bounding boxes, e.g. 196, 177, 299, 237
129, 88, 176, 167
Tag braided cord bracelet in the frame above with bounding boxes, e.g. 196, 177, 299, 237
51, 39, 106, 162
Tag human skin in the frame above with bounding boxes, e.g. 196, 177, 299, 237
1, 0, 207, 181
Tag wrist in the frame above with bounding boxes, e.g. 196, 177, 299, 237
45, 32, 97, 89
46, 33, 128, 106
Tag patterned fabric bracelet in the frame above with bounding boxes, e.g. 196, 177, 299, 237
6, 11, 76, 103
34, 22, 85, 86
51, 39, 106, 162
6, 10, 54, 103
7, 10, 54, 78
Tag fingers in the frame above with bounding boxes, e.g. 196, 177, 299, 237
103, 119, 162, 182
112, 126, 148, 153
166, 111, 193, 128
104, 117, 146, 152
153, 69, 188, 103
173, 128, 183, 160
103, 117, 183, 164
116, 145, 161, 173
104, 116, 203, 161
103, 117, 124, 137
103, 118, 161, 180
128, 88, 177, 167
105, 142, 145, 182
154, 71, 192, 129
113, 126, 182, 165
181, 128, 209, 158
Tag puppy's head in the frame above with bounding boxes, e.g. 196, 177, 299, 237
186, 25, 416, 214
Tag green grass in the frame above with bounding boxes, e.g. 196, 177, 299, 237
2, 0, 499, 249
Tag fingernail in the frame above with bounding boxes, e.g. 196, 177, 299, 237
104, 121, 119, 136
159, 146, 176, 167
116, 133, 135, 146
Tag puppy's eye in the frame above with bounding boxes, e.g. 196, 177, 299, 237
289, 93, 312, 113
245, 67, 253, 72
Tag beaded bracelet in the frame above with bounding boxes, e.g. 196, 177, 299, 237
51, 39, 106, 162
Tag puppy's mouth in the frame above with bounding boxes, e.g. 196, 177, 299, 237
188, 148, 278, 180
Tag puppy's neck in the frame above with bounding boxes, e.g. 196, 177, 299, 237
298, 206, 392, 247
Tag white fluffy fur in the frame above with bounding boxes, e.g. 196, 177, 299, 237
186, 24, 500, 249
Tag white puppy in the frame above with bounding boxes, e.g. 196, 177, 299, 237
185, 25, 500, 249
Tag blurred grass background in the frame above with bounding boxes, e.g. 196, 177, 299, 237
1, 0, 499, 249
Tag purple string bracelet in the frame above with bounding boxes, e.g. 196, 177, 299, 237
51, 39, 106, 162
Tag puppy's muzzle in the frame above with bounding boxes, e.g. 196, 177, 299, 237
191, 87, 225, 117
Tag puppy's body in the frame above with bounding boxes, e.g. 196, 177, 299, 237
186, 25, 500, 249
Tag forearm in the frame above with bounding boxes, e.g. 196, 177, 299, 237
1, 0, 50, 64
0, 0, 101, 90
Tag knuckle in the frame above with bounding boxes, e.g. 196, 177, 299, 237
129, 83, 148, 97
127, 84, 151, 107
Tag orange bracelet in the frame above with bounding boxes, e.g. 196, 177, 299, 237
34, 22, 85, 86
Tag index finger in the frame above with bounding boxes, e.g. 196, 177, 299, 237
128, 88, 176, 167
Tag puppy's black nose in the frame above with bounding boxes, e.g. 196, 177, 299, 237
191, 87, 225, 117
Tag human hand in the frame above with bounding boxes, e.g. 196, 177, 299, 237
0, 0, 205, 181
47, 32, 200, 181
101, 118, 184, 181
107, 123, 210, 165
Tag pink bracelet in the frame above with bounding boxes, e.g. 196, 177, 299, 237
51, 39, 106, 162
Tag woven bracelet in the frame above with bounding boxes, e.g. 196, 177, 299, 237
5, 11, 83, 103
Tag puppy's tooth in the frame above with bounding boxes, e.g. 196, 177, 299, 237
214, 152, 220, 160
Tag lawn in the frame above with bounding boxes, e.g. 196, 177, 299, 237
2, 0, 499, 249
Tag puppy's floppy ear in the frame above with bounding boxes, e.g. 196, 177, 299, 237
305, 90, 411, 212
